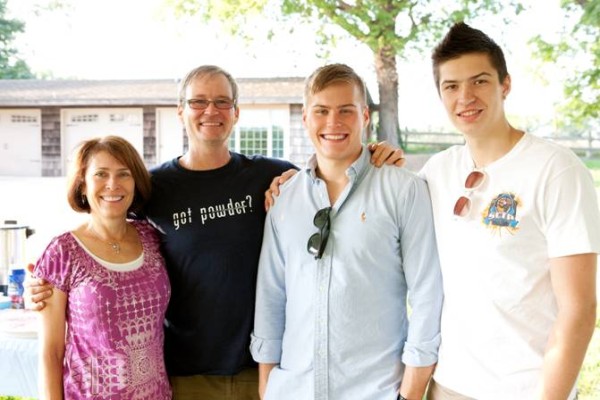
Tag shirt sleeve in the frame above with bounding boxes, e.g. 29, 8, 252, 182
250, 209, 286, 364
399, 177, 444, 367
543, 159, 600, 258
33, 235, 73, 293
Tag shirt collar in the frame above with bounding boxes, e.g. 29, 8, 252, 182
304, 144, 370, 184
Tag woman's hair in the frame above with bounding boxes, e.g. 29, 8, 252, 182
66, 135, 151, 214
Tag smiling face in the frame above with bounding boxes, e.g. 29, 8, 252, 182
178, 73, 240, 149
303, 81, 369, 167
82, 151, 135, 221
438, 52, 511, 138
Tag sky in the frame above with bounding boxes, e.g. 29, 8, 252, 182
5, 0, 569, 132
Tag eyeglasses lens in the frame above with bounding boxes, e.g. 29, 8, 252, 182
313, 208, 330, 229
307, 233, 322, 255
465, 171, 485, 189
453, 196, 471, 217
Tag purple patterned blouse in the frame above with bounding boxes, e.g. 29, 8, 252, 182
35, 220, 171, 399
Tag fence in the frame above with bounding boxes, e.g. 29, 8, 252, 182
401, 131, 463, 151
402, 131, 600, 158
543, 137, 600, 158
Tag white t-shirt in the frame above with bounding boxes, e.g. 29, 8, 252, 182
420, 133, 600, 400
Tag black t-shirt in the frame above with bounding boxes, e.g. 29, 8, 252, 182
146, 153, 296, 376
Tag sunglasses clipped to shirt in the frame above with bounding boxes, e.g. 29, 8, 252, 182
307, 207, 332, 259
453, 169, 486, 217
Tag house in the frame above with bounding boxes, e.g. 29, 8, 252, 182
0, 77, 320, 176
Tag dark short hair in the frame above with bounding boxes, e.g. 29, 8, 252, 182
66, 135, 151, 214
304, 63, 367, 106
178, 65, 239, 106
431, 22, 508, 92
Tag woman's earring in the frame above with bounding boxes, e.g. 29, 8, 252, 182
81, 194, 87, 204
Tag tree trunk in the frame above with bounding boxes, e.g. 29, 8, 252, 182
373, 45, 401, 147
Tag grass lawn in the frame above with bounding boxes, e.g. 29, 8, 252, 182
580, 160, 600, 399
579, 309, 600, 399
585, 160, 600, 187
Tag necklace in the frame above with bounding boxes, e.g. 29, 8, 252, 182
89, 224, 127, 254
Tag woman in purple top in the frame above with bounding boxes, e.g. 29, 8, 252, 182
34, 136, 171, 399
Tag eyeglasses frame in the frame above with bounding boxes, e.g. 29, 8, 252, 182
185, 98, 237, 110
453, 169, 486, 217
307, 207, 332, 259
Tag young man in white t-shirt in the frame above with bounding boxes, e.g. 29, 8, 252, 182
420, 22, 600, 400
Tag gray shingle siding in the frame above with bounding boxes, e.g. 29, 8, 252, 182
41, 107, 61, 176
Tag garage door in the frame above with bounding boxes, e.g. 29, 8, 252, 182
62, 108, 144, 170
0, 109, 42, 176
155, 107, 184, 164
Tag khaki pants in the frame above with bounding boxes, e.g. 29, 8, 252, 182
170, 368, 259, 400
427, 379, 475, 400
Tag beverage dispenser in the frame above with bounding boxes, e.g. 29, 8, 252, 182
0, 220, 35, 295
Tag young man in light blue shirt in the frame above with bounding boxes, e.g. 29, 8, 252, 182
250, 63, 443, 400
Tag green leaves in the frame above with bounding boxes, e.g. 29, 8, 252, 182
531, 0, 599, 129
160, 0, 525, 145
0, 0, 34, 79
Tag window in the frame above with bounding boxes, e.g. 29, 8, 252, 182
71, 114, 98, 123
110, 113, 125, 122
110, 113, 140, 124
229, 108, 288, 159
11, 115, 38, 123
238, 127, 269, 156
272, 126, 284, 158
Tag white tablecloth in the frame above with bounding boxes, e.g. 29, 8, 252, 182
0, 309, 39, 398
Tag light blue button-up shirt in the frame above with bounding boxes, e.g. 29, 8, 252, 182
251, 146, 443, 400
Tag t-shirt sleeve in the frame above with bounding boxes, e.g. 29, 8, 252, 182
33, 235, 74, 293
275, 159, 298, 174
544, 159, 600, 258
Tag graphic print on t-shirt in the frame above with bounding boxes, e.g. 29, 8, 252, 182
482, 192, 520, 234
171, 194, 255, 230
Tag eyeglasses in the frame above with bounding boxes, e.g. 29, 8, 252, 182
307, 207, 332, 259
186, 98, 236, 110
453, 169, 486, 217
